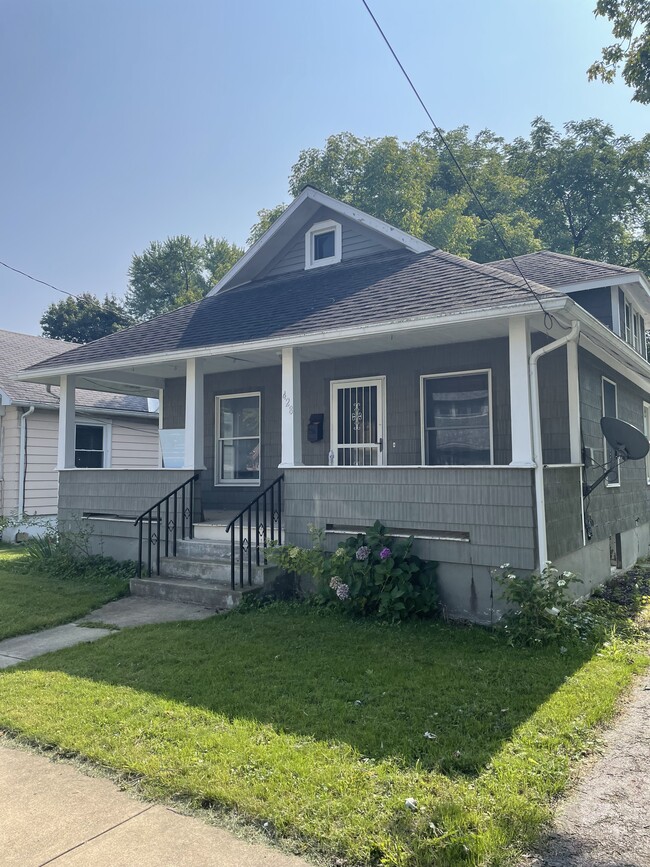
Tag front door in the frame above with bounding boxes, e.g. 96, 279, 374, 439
331, 377, 385, 466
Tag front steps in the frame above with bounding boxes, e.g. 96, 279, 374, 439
130, 529, 276, 610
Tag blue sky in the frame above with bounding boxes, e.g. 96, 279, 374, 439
1, 0, 647, 335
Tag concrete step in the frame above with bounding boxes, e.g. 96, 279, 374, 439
130, 575, 247, 609
177, 538, 274, 562
159, 556, 266, 586
193, 523, 230, 542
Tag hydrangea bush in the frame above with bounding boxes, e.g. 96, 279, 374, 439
324, 521, 438, 622
268, 521, 438, 622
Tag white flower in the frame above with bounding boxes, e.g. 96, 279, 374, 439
499, 563, 510, 569
557, 579, 566, 587
405, 798, 418, 811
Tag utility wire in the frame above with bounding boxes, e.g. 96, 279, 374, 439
360, 0, 570, 332
0, 258, 84, 301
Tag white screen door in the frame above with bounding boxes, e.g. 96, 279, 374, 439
331, 377, 385, 466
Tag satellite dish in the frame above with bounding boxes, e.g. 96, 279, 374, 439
601, 417, 649, 461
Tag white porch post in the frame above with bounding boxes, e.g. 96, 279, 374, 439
184, 358, 205, 469
566, 338, 581, 464
57, 374, 76, 469
508, 316, 535, 467
280, 346, 303, 467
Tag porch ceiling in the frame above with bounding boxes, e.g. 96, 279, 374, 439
22, 312, 557, 397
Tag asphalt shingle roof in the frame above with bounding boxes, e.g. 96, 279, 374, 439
488, 250, 637, 289
0, 329, 150, 412
25, 249, 561, 373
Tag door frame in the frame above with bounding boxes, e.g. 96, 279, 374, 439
329, 375, 386, 466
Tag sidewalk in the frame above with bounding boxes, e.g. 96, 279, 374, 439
0, 741, 311, 867
0, 597, 215, 669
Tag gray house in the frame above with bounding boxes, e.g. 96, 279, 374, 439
17, 188, 650, 620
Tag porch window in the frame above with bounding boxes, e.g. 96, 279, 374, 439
216, 392, 261, 485
421, 371, 492, 466
75, 423, 107, 468
602, 377, 619, 486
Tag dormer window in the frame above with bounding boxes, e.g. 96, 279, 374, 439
305, 220, 342, 269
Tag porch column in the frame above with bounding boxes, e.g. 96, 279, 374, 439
566, 338, 581, 464
280, 346, 303, 467
508, 316, 535, 467
57, 374, 77, 469
184, 358, 205, 469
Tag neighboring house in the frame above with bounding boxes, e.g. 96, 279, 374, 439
0, 329, 159, 539
16, 187, 650, 620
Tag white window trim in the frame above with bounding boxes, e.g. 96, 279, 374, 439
644, 402, 650, 485
420, 369, 494, 466
601, 376, 620, 488
74, 420, 111, 469
214, 391, 261, 486
329, 376, 386, 467
305, 219, 342, 270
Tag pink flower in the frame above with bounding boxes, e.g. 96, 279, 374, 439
336, 583, 350, 600
356, 546, 370, 561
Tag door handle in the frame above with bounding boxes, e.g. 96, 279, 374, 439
379, 437, 384, 453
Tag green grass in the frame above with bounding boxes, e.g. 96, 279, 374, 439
0, 544, 129, 640
0, 604, 646, 865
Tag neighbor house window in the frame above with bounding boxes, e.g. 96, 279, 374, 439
305, 220, 342, 269
75, 423, 108, 468
216, 392, 261, 484
602, 377, 619, 486
421, 371, 492, 465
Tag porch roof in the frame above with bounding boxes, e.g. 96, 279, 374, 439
22, 248, 560, 377
488, 250, 640, 289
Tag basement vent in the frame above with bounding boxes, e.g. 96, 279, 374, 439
325, 523, 470, 543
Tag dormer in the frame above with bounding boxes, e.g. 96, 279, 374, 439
208, 186, 433, 295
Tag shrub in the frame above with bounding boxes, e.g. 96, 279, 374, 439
492, 562, 616, 647
324, 521, 438, 621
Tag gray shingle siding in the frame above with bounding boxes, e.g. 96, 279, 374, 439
262, 207, 395, 278
571, 286, 613, 330
579, 348, 650, 545
544, 467, 583, 560
283, 466, 537, 572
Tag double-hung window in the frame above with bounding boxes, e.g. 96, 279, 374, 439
216, 393, 261, 484
421, 371, 493, 465
75, 423, 108, 468
602, 377, 619, 486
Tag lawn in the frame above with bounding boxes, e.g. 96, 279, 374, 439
0, 544, 129, 640
0, 603, 647, 865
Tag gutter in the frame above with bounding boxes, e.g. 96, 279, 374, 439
529, 321, 581, 570
18, 405, 35, 517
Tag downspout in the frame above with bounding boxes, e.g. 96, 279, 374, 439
18, 405, 35, 517
529, 321, 580, 570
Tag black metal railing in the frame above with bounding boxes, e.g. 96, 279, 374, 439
134, 473, 200, 578
226, 474, 284, 590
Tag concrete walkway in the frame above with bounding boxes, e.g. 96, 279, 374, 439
0, 597, 215, 669
0, 741, 310, 866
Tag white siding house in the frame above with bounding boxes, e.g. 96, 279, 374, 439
0, 329, 159, 537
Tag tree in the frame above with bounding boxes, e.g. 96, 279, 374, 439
507, 118, 650, 271
249, 130, 541, 262
40, 294, 132, 344
588, 0, 650, 104
126, 235, 243, 321
247, 205, 286, 246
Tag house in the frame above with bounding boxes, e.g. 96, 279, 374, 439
16, 188, 650, 620
0, 329, 159, 540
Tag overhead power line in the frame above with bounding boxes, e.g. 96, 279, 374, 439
359, 0, 569, 332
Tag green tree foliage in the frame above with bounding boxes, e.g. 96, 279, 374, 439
249, 122, 650, 271
126, 235, 243, 320
252, 130, 542, 263
247, 205, 287, 246
40, 294, 132, 344
588, 0, 650, 104
508, 118, 650, 271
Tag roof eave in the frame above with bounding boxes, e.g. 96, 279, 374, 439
15, 296, 570, 382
